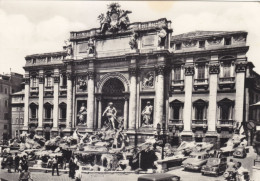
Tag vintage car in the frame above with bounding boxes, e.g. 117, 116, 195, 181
182, 152, 209, 171
201, 157, 227, 176
137, 173, 180, 181
233, 146, 247, 158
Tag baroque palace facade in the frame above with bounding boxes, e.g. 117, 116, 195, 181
20, 4, 255, 146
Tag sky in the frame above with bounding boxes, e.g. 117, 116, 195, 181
0, 1, 260, 75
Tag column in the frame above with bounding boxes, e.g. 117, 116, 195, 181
52, 69, 59, 131
65, 72, 73, 130
183, 64, 194, 131
97, 97, 102, 129
37, 71, 44, 131
87, 71, 95, 129
23, 74, 30, 131
208, 61, 220, 132
124, 97, 129, 129
235, 61, 247, 133
129, 67, 137, 130
154, 65, 165, 128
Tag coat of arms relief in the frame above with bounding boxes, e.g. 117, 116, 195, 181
97, 3, 132, 33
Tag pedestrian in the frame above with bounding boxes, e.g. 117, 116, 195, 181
14, 153, 20, 172
47, 156, 53, 168
75, 166, 82, 181
69, 157, 75, 179
7, 153, 13, 173
19, 168, 33, 181
52, 155, 59, 176
21, 155, 28, 171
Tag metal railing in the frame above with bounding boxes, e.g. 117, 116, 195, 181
219, 77, 235, 82
194, 79, 208, 84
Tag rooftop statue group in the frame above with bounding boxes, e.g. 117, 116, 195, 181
98, 2, 132, 34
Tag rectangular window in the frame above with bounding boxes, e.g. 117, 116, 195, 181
173, 107, 180, 120
62, 75, 67, 86
225, 37, 231, 45
32, 77, 37, 87
223, 63, 231, 77
31, 107, 37, 118
32, 59, 36, 64
197, 65, 205, 79
47, 57, 51, 63
5, 100, 8, 107
199, 41, 205, 48
195, 106, 204, 120
4, 113, 8, 120
46, 76, 52, 87
0, 84, 2, 92
60, 107, 67, 119
175, 43, 182, 50
174, 67, 181, 80
4, 125, 7, 129
220, 105, 230, 120
5, 88, 8, 94
45, 107, 52, 119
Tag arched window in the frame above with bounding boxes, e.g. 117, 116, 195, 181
59, 102, 67, 119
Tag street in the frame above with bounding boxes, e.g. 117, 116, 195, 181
0, 147, 257, 181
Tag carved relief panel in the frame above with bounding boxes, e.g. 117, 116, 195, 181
141, 71, 155, 90
76, 75, 88, 93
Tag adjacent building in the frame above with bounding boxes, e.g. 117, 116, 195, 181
19, 4, 258, 147
0, 72, 23, 141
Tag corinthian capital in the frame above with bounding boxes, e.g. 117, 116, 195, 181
235, 61, 247, 73
87, 71, 95, 80
129, 67, 139, 76
209, 64, 220, 74
155, 65, 166, 75
184, 65, 194, 76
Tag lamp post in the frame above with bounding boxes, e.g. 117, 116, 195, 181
156, 123, 166, 160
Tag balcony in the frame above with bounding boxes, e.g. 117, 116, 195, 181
59, 118, 66, 125
170, 80, 184, 91
219, 77, 235, 89
217, 120, 234, 132
194, 79, 209, 90
168, 119, 184, 130
43, 118, 53, 126
59, 86, 67, 96
30, 87, 39, 96
29, 118, 38, 126
191, 119, 208, 132
44, 86, 53, 96
30, 87, 39, 92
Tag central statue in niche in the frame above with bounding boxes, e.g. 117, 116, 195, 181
102, 102, 118, 130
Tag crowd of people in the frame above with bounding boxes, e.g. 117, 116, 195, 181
1, 152, 83, 181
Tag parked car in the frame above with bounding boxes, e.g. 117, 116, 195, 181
137, 173, 180, 181
182, 152, 209, 171
201, 157, 227, 176
233, 146, 247, 158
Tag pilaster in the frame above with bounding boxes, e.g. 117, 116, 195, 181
128, 66, 138, 130
208, 60, 220, 132
183, 63, 194, 132
37, 70, 44, 132
65, 72, 73, 131
154, 64, 166, 129
23, 72, 30, 131
87, 70, 95, 129
235, 61, 247, 133
52, 69, 60, 132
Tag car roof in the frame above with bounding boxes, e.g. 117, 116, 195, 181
138, 173, 179, 181
190, 152, 208, 156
